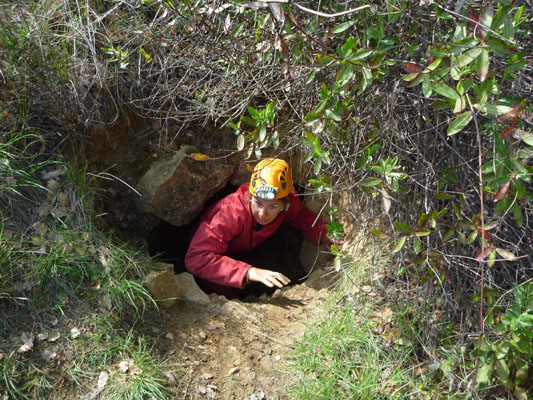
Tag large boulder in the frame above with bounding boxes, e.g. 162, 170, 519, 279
136, 146, 234, 226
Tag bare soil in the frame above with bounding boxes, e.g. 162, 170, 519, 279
161, 268, 333, 400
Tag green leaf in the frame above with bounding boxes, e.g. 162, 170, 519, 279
324, 109, 342, 121
265, 101, 275, 120
495, 247, 517, 261
360, 177, 382, 187
236, 134, 245, 150
370, 229, 390, 239
453, 96, 466, 113
456, 48, 483, 68
241, 116, 257, 127
336, 64, 354, 86
413, 229, 431, 237
474, 104, 514, 115
488, 248, 496, 267
304, 112, 322, 125
453, 24, 467, 41
447, 111, 472, 135
495, 359, 509, 382
504, 17, 515, 40
491, 5, 510, 30
521, 132, 533, 146
247, 105, 261, 121
271, 131, 280, 149
413, 235, 422, 254
392, 236, 407, 253
514, 387, 528, 400
366, 26, 384, 39
422, 75, 432, 98
314, 159, 322, 174
476, 49, 489, 82
504, 60, 527, 76
424, 57, 442, 72
442, 229, 455, 243
486, 37, 516, 56
393, 222, 411, 234
259, 124, 266, 142
350, 48, 373, 61
476, 363, 493, 384
466, 230, 478, 244
430, 80, 459, 100
306, 69, 317, 84
479, 3, 494, 35
333, 20, 355, 33
495, 340, 510, 359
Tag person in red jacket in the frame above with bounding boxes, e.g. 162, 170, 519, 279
185, 158, 338, 299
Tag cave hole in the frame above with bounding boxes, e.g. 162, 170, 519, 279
146, 182, 309, 296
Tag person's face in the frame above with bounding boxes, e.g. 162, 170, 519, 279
250, 196, 285, 225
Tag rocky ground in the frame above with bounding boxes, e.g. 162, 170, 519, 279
160, 268, 334, 400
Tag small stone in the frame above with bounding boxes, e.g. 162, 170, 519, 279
70, 327, 81, 339
198, 385, 207, 395
226, 367, 239, 376
41, 348, 58, 361
202, 373, 214, 380
266, 349, 273, 355
144, 264, 180, 308
48, 333, 60, 342
165, 371, 177, 385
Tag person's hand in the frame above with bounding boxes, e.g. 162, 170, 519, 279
246, 267, 290, 288
321, 234, 345, 248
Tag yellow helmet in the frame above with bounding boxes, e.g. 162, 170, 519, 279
250, 158, 293, 200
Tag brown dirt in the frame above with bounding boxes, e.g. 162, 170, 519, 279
161, 268, 334, 400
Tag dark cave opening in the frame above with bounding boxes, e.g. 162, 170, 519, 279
146, 182, 309, 296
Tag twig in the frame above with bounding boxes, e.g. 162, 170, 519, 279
292, 2, 372, 18
466, 92, 485, 388
247, 326, 295, 348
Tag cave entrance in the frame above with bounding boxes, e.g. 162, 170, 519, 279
146, 182, 308, 297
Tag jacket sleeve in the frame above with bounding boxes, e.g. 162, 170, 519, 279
285, 195, 329, 245
184, 203, 250, 288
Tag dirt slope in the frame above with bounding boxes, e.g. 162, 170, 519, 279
162, 268, 333, 400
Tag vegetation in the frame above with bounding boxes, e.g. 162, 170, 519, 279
1, 0, 531, 399
0, 111, 174, 397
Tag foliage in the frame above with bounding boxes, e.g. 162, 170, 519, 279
229, 101, 280, 159
473, 282, 533, 398
0, 0, 531, 398
0, 117, 174, 398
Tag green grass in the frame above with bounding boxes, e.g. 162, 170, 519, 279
288, 253, 413, 399
290, 304, 410, 399
287, 251, 468, 400
0, 124, 178, 399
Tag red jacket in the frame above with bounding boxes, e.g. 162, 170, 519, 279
185, 183, 328, 297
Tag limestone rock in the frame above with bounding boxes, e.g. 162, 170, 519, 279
175, 272, 210, 304
136, 146, 234, 226
145, 263, 180, 308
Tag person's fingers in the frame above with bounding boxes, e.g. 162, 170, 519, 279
248, 267, 291, 288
